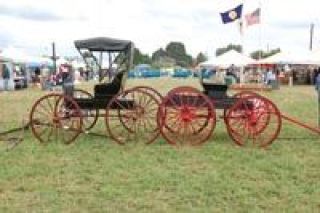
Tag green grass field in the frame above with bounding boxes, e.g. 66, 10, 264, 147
0, 78, 319, 212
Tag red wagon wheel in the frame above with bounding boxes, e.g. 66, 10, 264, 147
130, 86, 165, 133
123, 86, 163, 133
30, 94, 83, 144
225, 95, 282, 147
105, 88, 160, 145
223, 91, 262, 122
158, 86, 216, 146
73, 89, 99, 131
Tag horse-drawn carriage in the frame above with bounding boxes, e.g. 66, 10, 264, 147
29, 37, 160, 145
157, 80, 282, 147
30, 37, 318, 148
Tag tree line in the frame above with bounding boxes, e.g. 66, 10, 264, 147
134, 42, 207, 68
134, 42, 280, 68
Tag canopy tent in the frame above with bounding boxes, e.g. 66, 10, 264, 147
256, 51, 320, 65
26, 57, 52, 68
308, 50, 320, 64
0, 47, 52, 67
0, 47, 30, 63
200, 50, 255, 68
0, 55, 13, 62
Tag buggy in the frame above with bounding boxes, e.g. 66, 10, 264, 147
29, 37, 160, 145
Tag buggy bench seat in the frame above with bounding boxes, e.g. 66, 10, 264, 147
94, 72, 124, 99
202, 83, 237, 109
202, 83, 228, 98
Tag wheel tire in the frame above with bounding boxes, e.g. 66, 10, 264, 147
105, 88, 160, 145
30, 93, 83, 144
223, 91, 262, 123
158, 86, 216, 146
225, 95, 281, 148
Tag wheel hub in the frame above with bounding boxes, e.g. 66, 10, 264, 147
180, 106, 195, 122
52, 116, 60, 124
248, 112, 258, 126
135, 106, 145, 116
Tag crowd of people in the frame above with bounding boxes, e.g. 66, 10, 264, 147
31, 64, 94, 91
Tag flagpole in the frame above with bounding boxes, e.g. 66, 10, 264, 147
258, 0, 263, 84
240, 19, 245, 85
239, 0, 245, 85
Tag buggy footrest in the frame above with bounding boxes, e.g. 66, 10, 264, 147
74, 97, 134, 110
212, 97, 237, 109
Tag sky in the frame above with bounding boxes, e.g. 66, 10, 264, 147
0, 0, 319, 58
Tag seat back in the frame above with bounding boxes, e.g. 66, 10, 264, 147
94, 71, 125, 98
202, 82, 228, 99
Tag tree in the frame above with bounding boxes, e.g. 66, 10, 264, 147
250, 50, 265, 60
196, 52, 208, 65
152, 56, 176, 68
250, 48, 281, 60
133, 48, 151, 65
266, 48, 281, 58
216, 44, 243, 56
151, 48, 167, 61
165, 42, 192, 67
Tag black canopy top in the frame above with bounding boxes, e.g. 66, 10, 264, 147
74, 37, 133, 52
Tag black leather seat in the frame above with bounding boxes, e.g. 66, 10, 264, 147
202, 83, 228, 99
94, 72, 124, 98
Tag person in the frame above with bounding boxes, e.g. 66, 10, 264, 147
226, 64, 238, 83
313, 68, 318, 84
265, 69, 276, 85
315, 70, 320, 91
62, 65, 74, 97
2, 64, 11, 91
317, 67, 320, 84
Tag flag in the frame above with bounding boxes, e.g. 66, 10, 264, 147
220, 4, 243, 24
245, 8, 261, 26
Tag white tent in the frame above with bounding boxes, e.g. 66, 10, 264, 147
28, 56, 52, 64
308, 50, 320, 64
256, 51, 320, 65
0, 47, 52, 65
200, 50, 255, 68
0, 55, 13, 62
0, 47, 30, 63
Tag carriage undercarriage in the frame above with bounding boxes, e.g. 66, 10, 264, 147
29, 85, 282, 148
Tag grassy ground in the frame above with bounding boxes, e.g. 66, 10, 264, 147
0, 78, 319, 212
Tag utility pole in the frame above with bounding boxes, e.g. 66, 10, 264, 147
309, 23, 314, 51
51, 42, 58, 74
